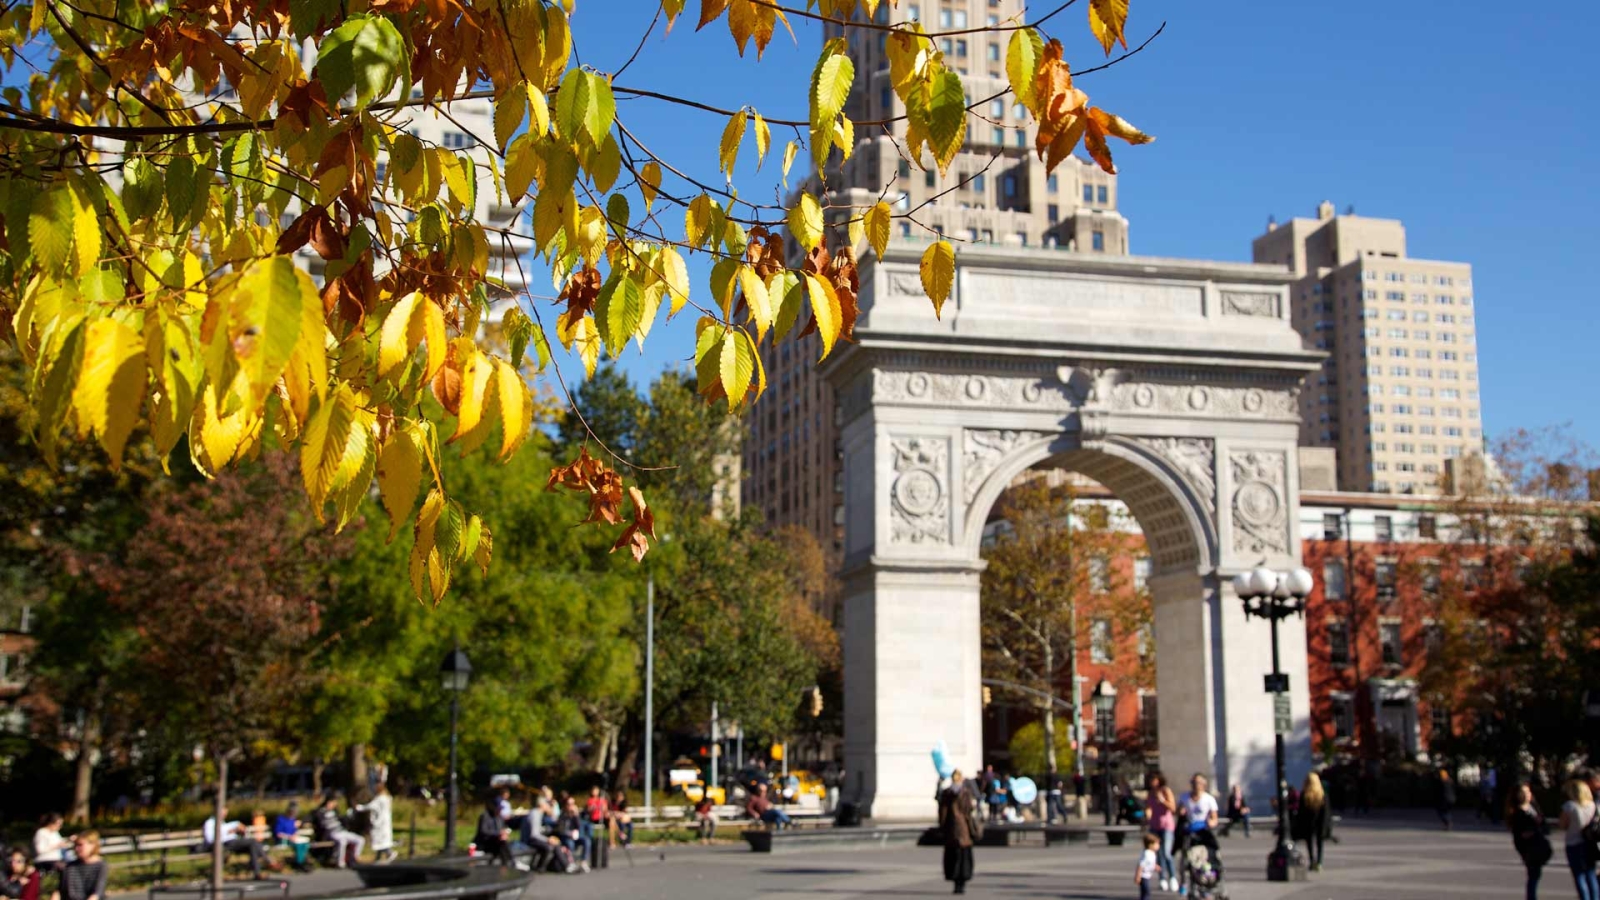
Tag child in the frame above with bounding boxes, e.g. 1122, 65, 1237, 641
1134, 833, 1160, 900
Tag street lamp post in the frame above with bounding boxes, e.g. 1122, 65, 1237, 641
1233, 565, 1313, 883
439, 646, 472, 854
1092, 678, 1116, 826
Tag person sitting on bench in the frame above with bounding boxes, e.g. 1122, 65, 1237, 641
273, 803, 311, 871
203, 807, 272, 879
473, 795, 513, 865
745, 784, 792, 830
311, 794, 363, 868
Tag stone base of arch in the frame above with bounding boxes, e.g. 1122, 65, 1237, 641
840, 561, 1311, 822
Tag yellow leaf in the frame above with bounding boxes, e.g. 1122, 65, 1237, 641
788, 193, 824, 252
781, 140, 799, 189
317, 165, 349, 207
847, 212, 865, 256
753, 112, 771, 170
69, 183, 100, 278
865, 201, 892, 259
686, 194, 713, 249
450, 346, 494, 443
640, 161, 661, 211
739, 265, 771, 341
71, 317, 144, 468
719, 110, 747, 181
473, 521, 493, 576
377, 421, 428, 540
718, 327, 753, 411
529, 85, 550, 136
442, 154, 476, 212
331, 421, 376, 532
410, 489, 445, 602
377, 291, 421, 378
494, 359, 530, 460
495, 81, 529, 152
505, 135, 538, 202
920, 239, 956, 319
571, 314, 600, 377
1088, 0, 1130, 54
300, 383, 361, 518
659, 245, 691, 315
803, 273, 841, 362
413, 295, 449, 382
189, 381, 255, 477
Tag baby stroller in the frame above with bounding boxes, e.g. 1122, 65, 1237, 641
1183, 841, 1228, 900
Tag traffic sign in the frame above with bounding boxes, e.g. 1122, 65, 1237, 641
1264, 673, 1289, 694
1273, 694, 1292, 736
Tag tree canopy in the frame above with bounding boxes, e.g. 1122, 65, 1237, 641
0, 0, 1155, 600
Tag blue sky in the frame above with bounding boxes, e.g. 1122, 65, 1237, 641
550, 0, 1599, 447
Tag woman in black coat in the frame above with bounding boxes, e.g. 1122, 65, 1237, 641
1292, 773, 1332, 872
1506, 782, 1551, 900
938, 771, 982, 895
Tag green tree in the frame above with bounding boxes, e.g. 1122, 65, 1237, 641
1008, 720, 1077, 776
557, 362, 645, 461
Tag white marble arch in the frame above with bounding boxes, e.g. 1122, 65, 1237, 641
825, 243, 1324, 821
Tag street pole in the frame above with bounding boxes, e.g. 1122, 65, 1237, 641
644, 573, 655, 816
1070, 603, 1085, 819
1101, 722, 1112, 826
445, 690, 459, 852
710, 700, 719, 798
1269, 608, 1290, 873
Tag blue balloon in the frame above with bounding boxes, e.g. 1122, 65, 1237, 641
930, 740, 954, 778
1010, 776, 1038, 805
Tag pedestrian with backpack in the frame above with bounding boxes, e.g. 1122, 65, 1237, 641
1508, 782, 1552, 900
1556, 778, 1599, 900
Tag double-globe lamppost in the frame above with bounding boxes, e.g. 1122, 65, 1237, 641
1092, 678, 1117, 826
440, 646, 472, 854
1232, 565, 1313, 882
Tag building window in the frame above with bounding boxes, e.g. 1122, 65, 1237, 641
1002, 174, 1016, 197
1462, 561, 1484, 591
1380, 620, 1403, 667
973, 173, 986, 191
1083, 183, 1093, 202
1141, 692, 1158, 744
1134, 557, 1151, 593
1097, 185, 1108, 204
1047, 174, 1058, 192
1331, 693, 1355, 739
1375, 560, 1397, 601
1137, 622, 1152, 658
991, 126, 1004, 145
1374, 515, 1393, 541
1090, 618, 1113, 663
987, 43, 1000, 61
1322, 560, 1346, 600
1327, 619, 1350, 666
1091, 230, 1105, 251
1047, 203, 1059, 223
1088, 555, 1111, 593
1417, 515, 1437, 539
925, 170, 936, 188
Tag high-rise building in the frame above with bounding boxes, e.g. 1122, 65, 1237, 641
1253, 202, 1484, 494
743, 0, 1129, 554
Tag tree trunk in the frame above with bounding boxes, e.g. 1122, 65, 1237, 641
311, 758, 325, 798
212, 752, 228, 891
348, 744, 369, 796
70, 726, 95, 824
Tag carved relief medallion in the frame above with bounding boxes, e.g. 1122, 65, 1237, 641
890, 437, 950, 545
1229, 450, 1289, 556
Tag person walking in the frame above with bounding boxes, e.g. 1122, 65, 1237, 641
1294, 773, 1332, 872
1047, 779, 1068, 825
364, 782, 396, 863
983, 767, 1007, 824
1557, 779, 1599, 900
1176, 773, 1221, 892
1508, 782, 1552, 900
939, 771, 981, 895
57, 835, 104, 900
1436, 769, 1457, 831
1224, 784, 1251, 838
1134, 833, 1160, 900
1144, 772, 1178, 892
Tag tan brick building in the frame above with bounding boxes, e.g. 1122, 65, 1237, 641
744, 0, 1130, 554
1253, 203, 1485, 494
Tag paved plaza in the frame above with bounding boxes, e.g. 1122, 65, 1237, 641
203, 812, 1533, 900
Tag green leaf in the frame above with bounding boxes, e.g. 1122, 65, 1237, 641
121, 156, 162, 220
718, 326, 753, 410
769, 270, 803, 342
1006, 27, 1046, 115
316, 14, 406, 111
606, 193, 630, 232
164, 156, 197, 232
494, 82, 529, 152
555, 69, 616, 147
927, 68, 967, 175
27, 188, 73, 275
812, 46, 854, 125
596, 273, 642, 356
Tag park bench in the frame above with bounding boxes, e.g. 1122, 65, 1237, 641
1042, 823, 1142, 846
102, 827, 335, 881
740, 824, 928, 853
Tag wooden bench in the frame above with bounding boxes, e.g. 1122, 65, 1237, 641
102, 827, 333, 881
741, 824, 929, 853
1043, 823, 1142, 846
